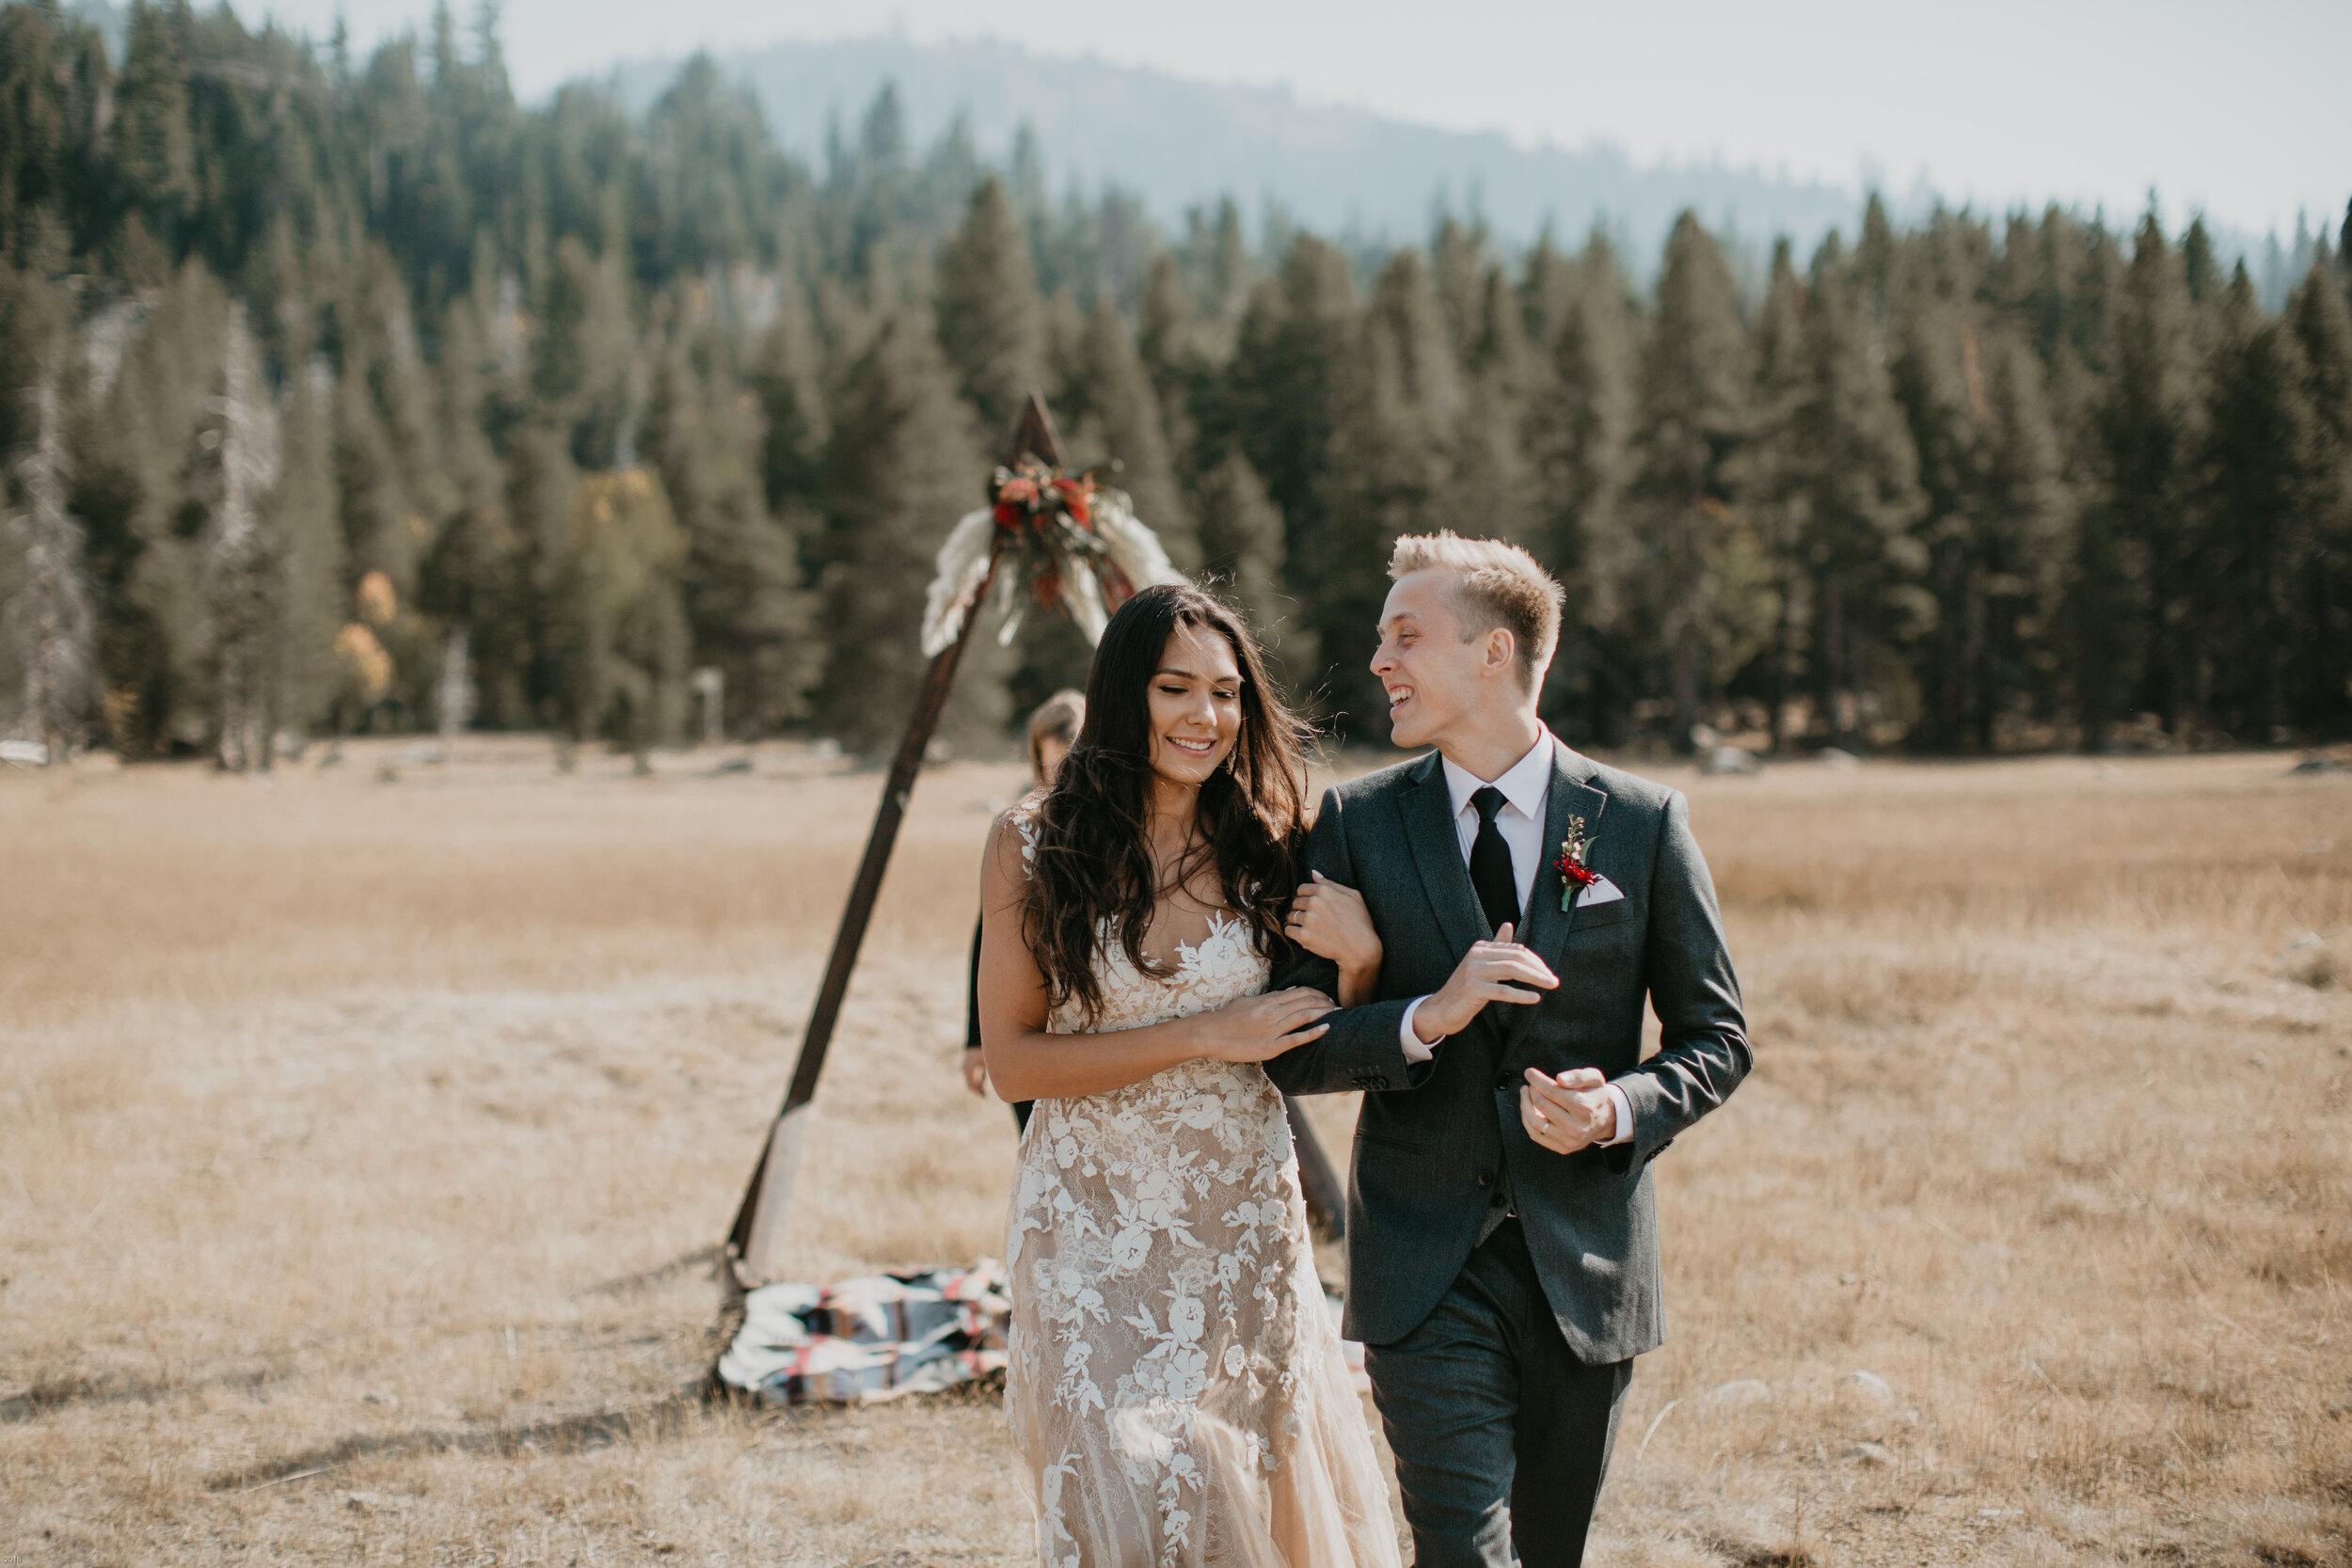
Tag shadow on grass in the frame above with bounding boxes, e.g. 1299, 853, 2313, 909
202, 1386, 707, 1491
6, 1244, 724, 1429
572, 1244, 723, 1299
202, 1372, 1006, 1492
1, 1368, 277, 1424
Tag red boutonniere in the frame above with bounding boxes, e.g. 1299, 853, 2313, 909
1554, 816, 1599, 911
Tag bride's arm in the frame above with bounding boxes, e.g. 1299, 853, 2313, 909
1282, 872, 1382, 1007
977, 816, 1336, 1102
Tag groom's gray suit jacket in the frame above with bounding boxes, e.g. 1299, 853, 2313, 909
1267, 746, 1749, 1362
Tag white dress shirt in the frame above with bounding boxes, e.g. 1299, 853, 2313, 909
1396, 727, 1633, 1148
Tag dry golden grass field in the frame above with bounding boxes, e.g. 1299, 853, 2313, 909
4, 737, 2349, 1567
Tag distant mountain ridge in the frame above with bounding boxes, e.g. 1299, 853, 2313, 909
610, 35, 1866, 266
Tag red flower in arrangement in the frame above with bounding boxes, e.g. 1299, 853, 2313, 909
1554, 816, 1600, 911
930, 452, 1168, 653
989, 459, 1104, 537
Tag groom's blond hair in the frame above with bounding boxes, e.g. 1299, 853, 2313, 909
1388, 531, 1565, 692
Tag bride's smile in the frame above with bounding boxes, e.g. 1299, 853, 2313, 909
1145, 624, 1244, 787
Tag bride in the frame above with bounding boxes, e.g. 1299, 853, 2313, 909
977, 582, 1403, 1567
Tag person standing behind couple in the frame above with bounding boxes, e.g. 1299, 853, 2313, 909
962, 690, 1086, 1132
1270, 531, 1751, 1567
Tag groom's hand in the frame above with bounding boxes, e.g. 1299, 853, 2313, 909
1410, 923, 1557, 1043
1521, 1067, 1614, 1154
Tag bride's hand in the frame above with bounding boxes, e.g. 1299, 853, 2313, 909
1284, 872, 1381, 1003
1195, 987, 1335, 1064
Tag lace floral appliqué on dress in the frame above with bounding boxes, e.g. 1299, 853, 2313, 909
1003, 812, 1400, 1568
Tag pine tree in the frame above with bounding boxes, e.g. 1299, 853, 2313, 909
534, 234, 640, 470
1884, 225, 1984, 751
815, 309, 994, 754
2193, 264, 2316, 741
88, 258, 231, 754
505, 414, 581, 728
748, 286, 829, 520
1621, 212, 1755, 750
0, 4, 108, 264
1225, 234, 1355, 716
1857, 193, 1897, 325
334, 349, 412, 594
417, 288, 529, 726
1060, 293, 1196, 566
1969, 330, 2070, 752
199, 304, 283, 770
1449, 261, 1541, 555
1134, 251, 1224, 560
1788, 233, 1925, 749
1312, 246, 1461, 729
332, 251, 451, 600
1136, 251, 1199, 419
1737, 238, 1809, 751
935, 178, 1043, 436
114, 0, 198, 249
2286, 261, 2352, 733
1189, 451, 1294, 663
266, 357, 345, 738
1200, 198, 1250, 325
635, 55, 784, 279
546, 466, 689, 760
1523, 234, 1637, 739
4, 372, 95, 759
2090, 210, 2201, 745
645, 287, 817, 736
1430, 218, 1489, 368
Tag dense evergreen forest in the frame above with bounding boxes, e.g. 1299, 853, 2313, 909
4, 0, 2350, 766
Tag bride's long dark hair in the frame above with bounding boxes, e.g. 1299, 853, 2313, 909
1025, 582, 1312, 1024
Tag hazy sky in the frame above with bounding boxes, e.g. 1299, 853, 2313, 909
247, 0, 2347, 236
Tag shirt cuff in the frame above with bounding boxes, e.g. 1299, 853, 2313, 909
1399, 995, 1436, 1063
1600, 1082, 1634, 1147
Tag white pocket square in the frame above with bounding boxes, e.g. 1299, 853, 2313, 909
1575, 875, 1625, 908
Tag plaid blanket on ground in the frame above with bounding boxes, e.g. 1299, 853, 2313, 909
716, 1261, 1367, 1405
717, 1261, 1013, 1405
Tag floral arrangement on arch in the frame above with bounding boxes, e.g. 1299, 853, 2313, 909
920, 456, 1184, 657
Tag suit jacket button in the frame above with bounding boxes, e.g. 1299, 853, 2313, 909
1475, 1171, 1491, 1187
1494, 1071, 1515, 1092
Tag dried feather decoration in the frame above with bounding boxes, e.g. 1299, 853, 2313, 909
918, 461, 1184, 658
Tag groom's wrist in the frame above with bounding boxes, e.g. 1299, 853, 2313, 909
1598, 1082, 1634, 1147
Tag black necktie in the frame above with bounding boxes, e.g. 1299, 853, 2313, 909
1468, 785, 1520, 935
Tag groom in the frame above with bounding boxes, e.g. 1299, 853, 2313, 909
1269, 532, 1750, 1567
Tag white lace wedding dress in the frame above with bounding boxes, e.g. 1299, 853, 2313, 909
1003, 815, 1401, 1568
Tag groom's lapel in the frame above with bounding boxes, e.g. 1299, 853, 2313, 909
1398, 752, 1490, 959
1502, 745, 1611, 1051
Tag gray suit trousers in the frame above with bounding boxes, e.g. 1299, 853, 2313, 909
1364, 1220, 1632, 1568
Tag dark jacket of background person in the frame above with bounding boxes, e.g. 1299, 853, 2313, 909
1268, 747, 1750, 1359
970, 921, 1033, 1134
